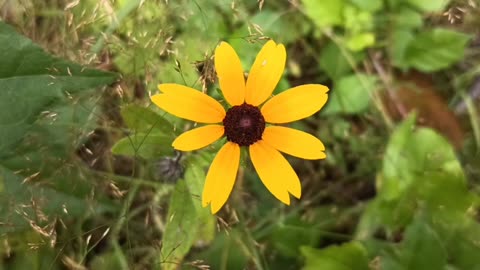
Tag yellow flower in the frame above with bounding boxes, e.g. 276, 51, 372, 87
151, 40, 329, 214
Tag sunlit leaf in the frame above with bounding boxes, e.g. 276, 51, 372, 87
349, 0, 383, 12
345, 32, 375, 51
302, 0, 344, 28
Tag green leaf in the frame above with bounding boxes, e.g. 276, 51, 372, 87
390, 29, 415, 70
345, 32, 375, 51
393, 7, 423, 29
381, 115, 465, 201
380, 114, 417, 200
323, 74, 378, 114
374, 216, 447, 270
407, 0, 450, 12
401, 217, 447, 270
0, 21, 116, 157
0, 21, 117, 235
159, 181, 197, 269
444, 220, 480, 270
111, 132, 174, 159
121, 104, 175, 135
303, 0, 344, 28
404, 28, 471, 72
389, 8, 422, 69
343, 5, 374, 34
301, 242, 370, 270
270, 215, 323, 258
159, 173, 215, 270
319, 41, 365, 81
357, 114, 473, 236
349, 0, 383, 12
342, 5, 375, 51
184, 159, 216, 243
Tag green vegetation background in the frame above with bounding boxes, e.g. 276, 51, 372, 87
1, 0, 480, 269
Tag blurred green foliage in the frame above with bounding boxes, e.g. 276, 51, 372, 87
1, 0, 480, 269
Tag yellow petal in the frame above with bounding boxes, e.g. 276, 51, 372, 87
261, 84, 329, 123
249, 140, 301, 205
172, 125, 224, 151
245, 40, 286, 106
215, 42, 245, 106
262, 126, 326, 160
202, 142, 240, 214
151, 84, 226, 123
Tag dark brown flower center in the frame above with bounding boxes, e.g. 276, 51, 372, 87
223, 103, 265, 146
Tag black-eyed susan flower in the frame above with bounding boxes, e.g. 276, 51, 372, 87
151, 40, 329, 214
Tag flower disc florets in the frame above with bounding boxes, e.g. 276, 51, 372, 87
223, 103, 265, 146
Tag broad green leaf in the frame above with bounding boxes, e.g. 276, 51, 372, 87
0, 22, 117, 235
380, 114, 417, 200
121, 104, 175, 135
371, 217, 447, 270
158, 170, 214, 270
345, 32, 375, 51
350, 0, 383, 12
381, 115, 465, 201
269, 214, 325, 258
184, 159, 216, 243
323, 74, 378, 114
319, 41, 365, 81
349, 0, 383, 12
390, 29, 415, 70
393, 7, 423, 29
343, 5, 375, 51
303, 0, 344, 28
0, 21, 116, 157
401, 217, 447, 270
343, 5, 374, 34
404, 28, 470, 72
443, 220, 480, 270
407, 0, 450, 12
301, 242, 370, 270
389, 8, 422, 69
357, 114, 473, 237
111, 132, 174, 159
158, 181, 197, 269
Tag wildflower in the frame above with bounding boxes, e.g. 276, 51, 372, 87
151, 40, 329, 214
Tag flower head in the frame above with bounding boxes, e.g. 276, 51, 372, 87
151, 40, 329, 214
